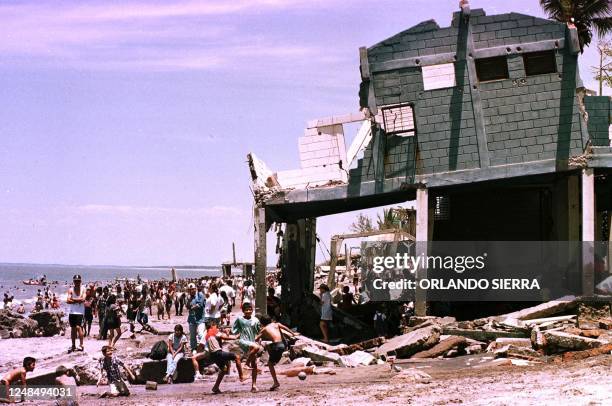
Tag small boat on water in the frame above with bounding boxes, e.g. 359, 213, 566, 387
22, 279, 44, 286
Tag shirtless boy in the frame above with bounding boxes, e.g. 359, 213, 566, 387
0, 357, 36, 403
255, 315, 298, 391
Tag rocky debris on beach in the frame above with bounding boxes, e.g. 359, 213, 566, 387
0, 310, 39, 338
0, 309, 66, 338
28, 310, 65, 337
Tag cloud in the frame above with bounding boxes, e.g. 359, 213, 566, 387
0, 0, 342, 72
75, 204, 246, 217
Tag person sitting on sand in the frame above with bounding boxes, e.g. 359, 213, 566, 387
66, 275, 86, 353
0, 357, 36, 403
203, 319, 245, 394
232, 302, 262, 393
96, 346, 134, 398
164, 324, 187, 384
255, 314, 298, 391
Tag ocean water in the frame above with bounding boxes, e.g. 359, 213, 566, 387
0, 263, 222, 303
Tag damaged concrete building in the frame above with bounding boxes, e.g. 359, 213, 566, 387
247, 4, 612, 336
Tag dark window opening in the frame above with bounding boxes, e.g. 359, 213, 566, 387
475, 56, 509, 82
381, 104, 415, 136
523, 51, 557, 76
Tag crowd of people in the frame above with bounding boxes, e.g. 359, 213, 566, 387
1, 270, 299, 401
1, 265, 404, 401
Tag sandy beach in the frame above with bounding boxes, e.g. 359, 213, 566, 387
2, 308, 611, 406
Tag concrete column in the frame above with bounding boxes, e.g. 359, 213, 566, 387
327, 237, 339, 289
581, 169, 595, 296
254, 206, 268, 315
415, 187, 429, 316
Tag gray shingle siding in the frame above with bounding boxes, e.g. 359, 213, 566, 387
359, 8, 588, 182
585, 96, 611, 147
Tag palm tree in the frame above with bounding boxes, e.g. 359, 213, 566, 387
377, 208, 400, 230
540, 0, 612, 52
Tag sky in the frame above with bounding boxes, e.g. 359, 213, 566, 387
0, 0, 608, 266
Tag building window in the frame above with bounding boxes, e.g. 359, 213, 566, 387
422, 63, 456, 91
434, 195, 450, 220
523, 51, 557, 76
381, 104, 415, 136
475, 56, 509, 82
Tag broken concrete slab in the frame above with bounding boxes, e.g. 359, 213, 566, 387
522, 315, 576, 326
376, 325, 441, 359
563, 327, 605, 339
561, 343, 612, 361
465, 344, 484, 355
302, 346, 342, 364
328, 337, 385, 355
493, 345, 542, 361
412, 336, 467, 359
290, 357, 312, 367
577, 303, 611, 330
496, 295, 578, 321
598, 317, 612, 330
487, 337, 532, 352
543, 331, 608, 353
443, 328, 528, 341
339, 350, 376, 367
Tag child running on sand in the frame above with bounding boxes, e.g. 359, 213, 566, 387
0, 357, 36, 403
203, 319, 245, 394
232, 302, 262, 392
97, 346, 135, 398
256, 315, 298, 391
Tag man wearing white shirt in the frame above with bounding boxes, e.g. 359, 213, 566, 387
241, 280, 255, 306
205, 282, 221, 324
219, 281, 236, 309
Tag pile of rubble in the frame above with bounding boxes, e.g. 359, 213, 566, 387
0, 310, 65, 339
278, 296, 611, 372
382, 296, 611, 364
